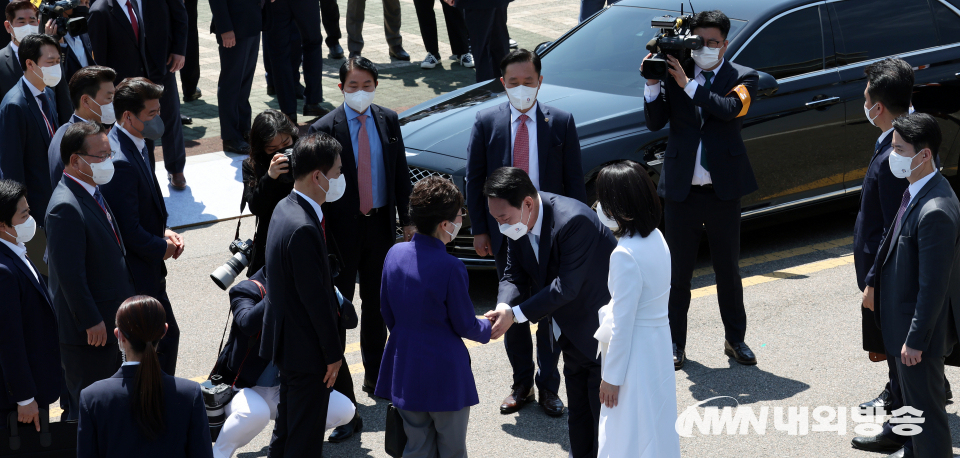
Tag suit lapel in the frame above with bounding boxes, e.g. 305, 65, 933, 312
371, 105, 394, 177
81, 34, 95, 64
2, 43, 21, 76
882, 173, 943, 266
64, 177, 124, 255
110, 0, 139, 46
118, 131, 164, 212
20, 81, 50, 144
498, 104, 512, 168
333, 106, 358, 185
536, 194, 553, 286
293, 193, 323, 230
0, 242, 52, 308
536, 105, 551, 181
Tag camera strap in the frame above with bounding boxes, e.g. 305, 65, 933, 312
211, 277, 266, 386
235, 195, 247, 241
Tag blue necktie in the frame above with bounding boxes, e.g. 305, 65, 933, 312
140, 146, 151, 172
875, 139, 881, 153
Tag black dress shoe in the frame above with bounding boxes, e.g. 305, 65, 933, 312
724, 340, 757, 365
500, 384, 534, 414
180, 115, 192, 125
183, 88, 202, 102
223, 140, 251, 155
389, 47, 410, 61
328, 43, 345, 59
860, 389, 894, 414
266, 85, 276, 96
673, 343, 685, 371
946, 378, 953, 403
328, 412, 362, 443
302, 104, 330, 118
360, 381, 376, 394
538, 389, 564, 417
851, 434, 906, 453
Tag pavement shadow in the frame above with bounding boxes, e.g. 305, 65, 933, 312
500, 407, 571, 452
378, 64, 477, 96
680, 359, 811, 406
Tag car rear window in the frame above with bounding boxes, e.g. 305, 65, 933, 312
831, 0, 938, 65
733, 5, 824, 80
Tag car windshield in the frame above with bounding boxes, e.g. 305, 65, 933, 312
541, 6, 746, 96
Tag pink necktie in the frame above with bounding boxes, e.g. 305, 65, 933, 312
513, 114, 530, 174
357, 115, 373, 215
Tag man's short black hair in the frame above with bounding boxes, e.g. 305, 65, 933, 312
482, 167, 538, 209
691, 10, 731, 39
60, 121, 106, 166
0, 179, 26, 227
5, 0, 36, 22
291, 132, 342, 180
339, 56, 378, 85
113, 77, 163, 120
864, 58, 913, 116
596, 160, 661, 238
69, 66, 116, 110
893, 113, 942, 158
500, 48, 541, 78
18, 34, 58, 71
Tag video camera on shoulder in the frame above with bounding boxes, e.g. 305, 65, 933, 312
640, 3, 702, 81
39, 0, 89, 40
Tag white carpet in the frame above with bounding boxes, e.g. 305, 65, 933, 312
156, 151, 252, 228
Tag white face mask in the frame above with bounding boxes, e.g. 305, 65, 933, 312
692, 43, 723, 69
344, 89, 376, 114
864, 102, 879, 127
32, 64, 61, 87
505, 83, 539, 112
11, 24, 37, 43
5, 215, 36, 245
319, 172, 346, 202
80, 155, 115, 185
498, 202, 532, 241
89, 98, 116, 124
443, 220, 462, 243
889, 149, 926, 179
595, 202, 618, 230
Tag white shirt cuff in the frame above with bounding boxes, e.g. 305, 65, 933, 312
684, 80, 699, 99
17, 397, 34, 406
511, 306, 528, 323
643, 81, 661, 103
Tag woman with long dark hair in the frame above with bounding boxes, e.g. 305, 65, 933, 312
78, 296, 212, 458
241, 110, 298, 276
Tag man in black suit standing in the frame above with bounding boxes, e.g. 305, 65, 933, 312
48, 66, 116, 186
263, 0, 327, 122
87, 0, 190, 190
643, 10, 759, 370
179, 0, 201, 103
453, 0, 509, 83
100, 77, 185, 376
307, 56, 413, 442
466, 48, 585, 417
45, 122, 137, 421
209, 0, 261, 154
484, 167, 616, 458
260, 132, 344, 458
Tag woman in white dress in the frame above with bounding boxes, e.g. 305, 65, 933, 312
593, 160, 681, 457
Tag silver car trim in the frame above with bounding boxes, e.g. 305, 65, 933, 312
741, 186, 861, 218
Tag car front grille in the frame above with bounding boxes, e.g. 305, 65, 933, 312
396, 166, 455, 238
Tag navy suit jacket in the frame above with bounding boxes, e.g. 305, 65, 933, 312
216, 269, 270, 389
0, 242, 60, 413
88, 0, 188, 83
0, 78, 59, 221
63, 33, 96, 81
47, 114, 85, 186
100, 129, 169, 297
497, 192, 617, 360
78, 366, 213, 458
208, 0, 262, 39
466, 102, 587, 254
644, 60, 759, 202
0, 42, 21, 101
259, 192, 342, 373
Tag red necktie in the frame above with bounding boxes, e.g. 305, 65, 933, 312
513, 114, 530, 174
357, 115, 373, 215
126, 0, 140, 42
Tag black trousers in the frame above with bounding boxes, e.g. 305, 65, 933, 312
332, 325, 358, 405
150, 71, 186, 174
59, 342, 122, 421
320, 0, 342, 48
262, 29, 301, 89
462, 6, 509, 82
664, 188, 747, 349
332, 209, 392, 386
413, 0, 469, 57
180, 0, 200, 96
557, 335, 601, 458
494, 242, 562, 394
265, 0, 324, 114
217, 34, 260, 143
154, 283, 180, 376
269, 369, 331, 458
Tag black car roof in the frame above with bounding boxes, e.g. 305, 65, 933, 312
613, 0, 812, 23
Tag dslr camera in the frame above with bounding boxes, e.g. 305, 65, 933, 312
210, 238, 254, 290
278, 147, 294, 184
640, 5, 703, 81
39, 0, 89, 40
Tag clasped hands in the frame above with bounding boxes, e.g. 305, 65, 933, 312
484, 308, 514, 340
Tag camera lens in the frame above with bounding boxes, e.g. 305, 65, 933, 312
210, 252, 249, 290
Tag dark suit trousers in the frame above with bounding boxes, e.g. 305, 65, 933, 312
463, 6, 509, 82
154, 282, 181, 376
333, 210, 392, 385
180, 0, 201, 95
332, 325, 358, 405
269, 369, 331, 458
154, 71, 186, 174
59, 342, 122, 421
265, 0, 324, 113
262, 29, 301, 88
217, 34, 260, 143
413, 0, 469, 57
320, 0, 342, 48
346, 0, 402, 54
558, 334, 600, 458
665, 187, 747, 350
494, 242, 561, 394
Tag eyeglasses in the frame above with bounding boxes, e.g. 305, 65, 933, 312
704, 39, 724, 49
457, 207, 468, 218
80, 151, 116, 161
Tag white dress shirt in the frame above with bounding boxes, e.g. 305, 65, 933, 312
64, 172, 97, 197
878, 127, 894, 150
294, 190, 324, 223
907, 170, 936, 207
510, 101, 540, 190
65, 33, 89, 68
0, 237, 39, 407
121, 361, 141, 366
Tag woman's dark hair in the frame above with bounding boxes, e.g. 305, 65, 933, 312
247, 110, 298, 185
893, 112, 942, 158
409, 176, 462, 236
69, 65, 116, 110
60, 121, 106, 166
596, 160, 661, 238
691, 10, 731, 39
482, 167, 538, 209
291, 132, 341, 180
0, 179, 26, 226
116, 296, 168, 440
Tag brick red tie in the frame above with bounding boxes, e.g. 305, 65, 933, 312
513, 114, 530, 174
126, 0, 140, 42
357, 115, 373, 215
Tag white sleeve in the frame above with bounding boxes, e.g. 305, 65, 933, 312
684, 80, 699, 99
600, 248, 642, 386
17, 397, 35, 406
511, 305, 529, 323
643, 82, 661, 103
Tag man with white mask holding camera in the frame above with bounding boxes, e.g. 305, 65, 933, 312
465, 48, 586, 418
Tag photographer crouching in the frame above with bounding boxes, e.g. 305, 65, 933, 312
641, 10, 759, 370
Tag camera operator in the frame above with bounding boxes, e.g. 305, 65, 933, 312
241, 109, 296, 277
55, 1, 94, 90
641, 10, 759, 370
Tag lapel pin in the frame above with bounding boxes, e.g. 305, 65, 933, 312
544, 117, 549, 123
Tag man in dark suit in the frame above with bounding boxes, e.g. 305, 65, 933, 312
0, 1, 38, 99
466, 48, 585, 417
260, 132, 344, 457
862, 113, 960, 458
51, 0, 94, 124
87, 0, 190, 189
263, 0, 327, 121
484, 167, 616, 458
0, 33, 61, 277
307, 57, 412, 442
48, 66, 116, 186
455, 0, 509, 82
0, 179, 59, 431
643, 10, 759, 370
180, 0, 200, 103
100, 77, 185, 376
209, 0, 260, 154
0, 1, 9, 50
45, 122, 137, 421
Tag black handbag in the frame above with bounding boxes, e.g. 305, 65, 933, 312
1, 410, 77, 457
384, 403, 407, 458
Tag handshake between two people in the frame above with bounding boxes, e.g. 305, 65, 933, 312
484, 307, 515, 340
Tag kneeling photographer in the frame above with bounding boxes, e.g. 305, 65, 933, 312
641, 10, 761, 370
211, 269, 357, 458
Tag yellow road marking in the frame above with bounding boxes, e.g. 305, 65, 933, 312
691, 254, 855, 299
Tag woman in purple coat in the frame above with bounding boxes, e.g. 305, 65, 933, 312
376, 176, 492, 458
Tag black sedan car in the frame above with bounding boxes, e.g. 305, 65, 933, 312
399, 0, 960, 267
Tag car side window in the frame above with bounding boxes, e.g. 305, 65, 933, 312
733, 6, 824, 80
831, 0, 938, 65
934, 0, 960, 44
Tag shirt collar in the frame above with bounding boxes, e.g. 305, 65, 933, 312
21, 75, 44, 97
908, 171, 936, 201
11, 42, 18, 53
294, 190, 324, 222
878, 127, 894, 147
64, 172, 98, 197
121, 361, 141, 366
0, 237, 26, 259
344, 101, 373, 120
510, 101, 539, 124
73, 113, 89, 123
694, 58, 725, 79
530, 194, 544, 238
115, 123, 146, 153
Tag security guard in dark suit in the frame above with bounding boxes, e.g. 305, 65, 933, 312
208, 0, 261, 154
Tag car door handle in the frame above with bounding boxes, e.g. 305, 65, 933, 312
956, 72, 960, 79
805, 96, 840, 108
